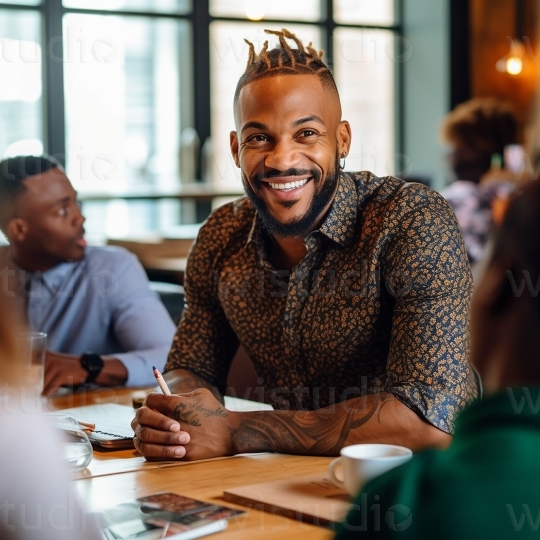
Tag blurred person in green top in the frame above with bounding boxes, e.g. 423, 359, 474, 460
336, 179, 540, 539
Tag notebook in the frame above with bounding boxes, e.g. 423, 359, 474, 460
52, 403, 136, 448
94, 491, 243, 539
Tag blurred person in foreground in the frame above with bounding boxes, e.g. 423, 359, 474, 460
441, 98, 528, 266
336, 179, 540, 539
0, 253, 101, 539
131, 29, 477, 461
0, 155, 176, 396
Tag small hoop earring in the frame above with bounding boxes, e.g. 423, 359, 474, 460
339, 153, 346, 170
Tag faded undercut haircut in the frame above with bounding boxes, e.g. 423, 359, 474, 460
0, 154, 63, 231
233, 28, 339, 105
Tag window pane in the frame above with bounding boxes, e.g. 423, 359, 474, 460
63, 0, 190, 15
0, 1, 40, 5
334, 28, 395, 177
334, 0, 395, 26
64, 14, 191, 192
63, 14, 191, 239
210, 22, 321, 189
0, 9, 43, 158
210, 0, 320, 22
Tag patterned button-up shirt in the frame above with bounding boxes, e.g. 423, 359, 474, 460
166, 172, 478, 434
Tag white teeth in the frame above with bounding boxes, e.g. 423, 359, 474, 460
268, 178, 309, 190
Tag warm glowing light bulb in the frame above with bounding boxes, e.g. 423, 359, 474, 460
244, 0, 265, 21
506, 56, 522, 75
496, 39, 524, 75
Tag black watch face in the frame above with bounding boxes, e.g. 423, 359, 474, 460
81, 353, 104, 382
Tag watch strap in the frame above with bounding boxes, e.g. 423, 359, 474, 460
80, 352, 104, 384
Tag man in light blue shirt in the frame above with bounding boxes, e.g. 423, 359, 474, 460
0, 155, 176, 394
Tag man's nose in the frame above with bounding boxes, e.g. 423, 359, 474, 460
74, 203, 85, 226
264, 140, 299, 172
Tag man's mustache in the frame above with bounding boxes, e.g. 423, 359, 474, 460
250, 168, 321, 186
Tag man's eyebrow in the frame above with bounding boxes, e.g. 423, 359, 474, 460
241, 116, 325, 134
54, 196, 70, 206
293, 115, 325, 127
52, 195, 73, 207
241, 121, 267, 134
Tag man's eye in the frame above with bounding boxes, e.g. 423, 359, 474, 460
247, 134, 269, 143
58, 206, 69, 217
299, 129, 316, 138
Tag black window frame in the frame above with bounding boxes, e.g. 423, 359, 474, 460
0, 0, 403, 181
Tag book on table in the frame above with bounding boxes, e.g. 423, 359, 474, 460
94, 491, 244, 539
52, 403, 136, 449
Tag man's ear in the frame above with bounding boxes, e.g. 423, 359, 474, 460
336, 120, 352, 157
6, 218, 28, 243
230, 131, 240, 168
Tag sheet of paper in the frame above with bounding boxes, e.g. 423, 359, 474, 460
223, 396, 273, 412
54, 403, 136, 438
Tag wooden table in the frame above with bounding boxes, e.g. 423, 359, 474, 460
52, 388, 336, 540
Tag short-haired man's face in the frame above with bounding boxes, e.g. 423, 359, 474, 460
9, 168, 86, 266
231, 74, 351, 237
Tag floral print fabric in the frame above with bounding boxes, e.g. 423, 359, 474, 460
166, 172, 478, 434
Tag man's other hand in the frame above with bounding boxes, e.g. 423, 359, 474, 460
43, 350, 87, 396
43, 351, 127, 395
132, 389, 239, 461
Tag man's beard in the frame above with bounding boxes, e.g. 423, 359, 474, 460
243, 154, 340, 238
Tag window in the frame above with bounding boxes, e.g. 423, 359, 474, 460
0, 8, 43, 158
0, 0, 401, 239
63, 0, 191, 14
334, 27, 396, 176
0, 1, 192, 241
209, 0, 320, 22
208, 0, 400, 187
334, 0, 395, 26
63, 14, 190, 193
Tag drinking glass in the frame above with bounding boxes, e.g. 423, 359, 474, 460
52, 415, 93, 472
19, 332, 47, 395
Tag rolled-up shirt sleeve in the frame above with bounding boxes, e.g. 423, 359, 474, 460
381, 190, 478, 434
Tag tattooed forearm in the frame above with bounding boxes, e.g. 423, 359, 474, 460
164, 368, 224, 404
229, 421, 279, 454
173, 398, 228, 427
229, 393, 389, 456
376, 392, 395, 423
350, 394, 380, 429
229, 414, 316, 454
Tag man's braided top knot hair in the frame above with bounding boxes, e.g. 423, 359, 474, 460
233, 28, 339, 104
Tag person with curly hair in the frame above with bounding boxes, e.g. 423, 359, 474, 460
441, 98, 520, 265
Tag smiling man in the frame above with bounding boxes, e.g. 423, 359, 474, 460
132, 29, 478, 461
0, 155, 176, 395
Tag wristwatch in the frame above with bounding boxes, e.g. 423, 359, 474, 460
80, 352, 104, 384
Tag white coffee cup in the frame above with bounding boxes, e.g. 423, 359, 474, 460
328, 443, 413, 496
